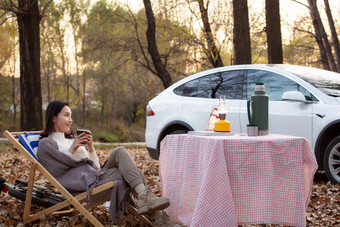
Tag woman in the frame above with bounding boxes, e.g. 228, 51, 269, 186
37, 100, 170, 223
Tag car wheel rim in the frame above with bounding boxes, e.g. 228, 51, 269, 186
329, 142, 340, 182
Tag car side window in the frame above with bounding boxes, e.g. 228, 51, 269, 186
246, 69, 313, 101
197, 75, 212, 98
174, 78, 199, 97
174, 70, 245, 99
210, 70, 244, 99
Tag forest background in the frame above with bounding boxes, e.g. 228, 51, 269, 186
0, 0, 339, 142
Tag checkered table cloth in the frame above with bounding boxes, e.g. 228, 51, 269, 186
159, 133, 318, 227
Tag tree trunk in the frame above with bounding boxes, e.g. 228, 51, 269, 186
57, 28, 69, 102
143, 0, 172, 89
82, 67, 86, 127
73, 29, 81, 93
100, 64, 105, 127
12, 76, 16, 125
82, 47, 86, 127
233, 0, 251, 64
67, 73, 70, 103
47, 62, 51, 103
197, 0, 223, 68
17, 0, 43, 131
323, 0, 340, 72
316, 7, 337, 72
265, 0, 283, 64
308, 0, 330, 70
46, 41, 52, 103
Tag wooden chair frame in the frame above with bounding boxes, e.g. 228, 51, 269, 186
3, 130, 153, 227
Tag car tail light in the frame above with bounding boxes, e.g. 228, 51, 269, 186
1, 185, 8, 193
146, 105, 155, 116
0, 177, 8, 193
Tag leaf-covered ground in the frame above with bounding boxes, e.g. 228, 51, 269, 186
0, 145, 340, 226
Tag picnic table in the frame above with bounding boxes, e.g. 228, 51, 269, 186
159, 133, 318, 227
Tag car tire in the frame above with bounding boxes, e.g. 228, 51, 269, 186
169, 129, 188, 135
156, 129, 189, 159
323, 135, 340, 184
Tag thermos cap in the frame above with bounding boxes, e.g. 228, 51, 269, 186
255, 83, 265, 91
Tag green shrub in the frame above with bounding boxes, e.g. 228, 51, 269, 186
92, 131, 121, 143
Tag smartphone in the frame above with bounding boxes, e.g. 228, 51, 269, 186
76, 129, 90, 136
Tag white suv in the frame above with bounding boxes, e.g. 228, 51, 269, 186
145, 64, 340, 184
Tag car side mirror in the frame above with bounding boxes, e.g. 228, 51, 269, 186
282, 91, 307, 102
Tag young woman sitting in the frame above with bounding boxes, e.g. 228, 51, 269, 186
37, 100, 170, 224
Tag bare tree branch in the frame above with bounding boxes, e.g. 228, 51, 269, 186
0, 4, 27, 15
0, 6, 13, 12
9, 0, 18, 9
289, 0, 309, 8
134, 58, 158, 76
40, 0, 53, 19
0, 16, 8, 26
0, 10, 8, 25
293, 27, 315, 36
185, 0, 203, 31
0, 11, 6, 17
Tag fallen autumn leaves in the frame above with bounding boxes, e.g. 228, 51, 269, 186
0, 144, 340, 226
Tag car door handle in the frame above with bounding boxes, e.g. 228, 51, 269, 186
316, 114, 326, 118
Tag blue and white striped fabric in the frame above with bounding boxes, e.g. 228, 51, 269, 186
17, 133, 40, 160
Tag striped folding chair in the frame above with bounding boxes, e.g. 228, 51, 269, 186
3, 130, 153, 226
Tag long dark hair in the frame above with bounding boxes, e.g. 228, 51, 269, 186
40, 100, 73, 139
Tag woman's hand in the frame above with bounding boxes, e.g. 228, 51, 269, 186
85, 131, 95, 153
69, 131, 94, 154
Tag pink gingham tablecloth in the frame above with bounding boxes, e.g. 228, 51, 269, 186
159, 133, 318, 227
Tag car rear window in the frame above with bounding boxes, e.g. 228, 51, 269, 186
173, 70, 245, 99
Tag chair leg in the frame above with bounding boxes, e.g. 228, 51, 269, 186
23, 162, 37, 223
22, 163, 103, 226
128, 205, 154, 226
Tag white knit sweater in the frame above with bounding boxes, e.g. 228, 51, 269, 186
49, 132, 100, 168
